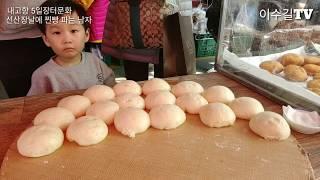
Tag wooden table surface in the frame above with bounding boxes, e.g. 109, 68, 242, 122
0, 73, 319, 178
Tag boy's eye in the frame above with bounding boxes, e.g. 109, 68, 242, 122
52, 31, 60, 35
71, 29, 79, 33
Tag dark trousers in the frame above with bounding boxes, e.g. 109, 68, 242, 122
0, 37, 54, 98
123, 49, 164, 81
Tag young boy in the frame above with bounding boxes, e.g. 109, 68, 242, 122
27, 0, 115, 96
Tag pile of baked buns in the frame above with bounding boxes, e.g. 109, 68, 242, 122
259, 53, 320, 95
16, 79, 292, 158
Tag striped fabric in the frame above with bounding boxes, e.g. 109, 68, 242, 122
87, 0, 110, 42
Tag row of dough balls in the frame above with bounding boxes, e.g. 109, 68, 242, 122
17, 79, 291, 158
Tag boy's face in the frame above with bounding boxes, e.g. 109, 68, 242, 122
42, 12, 89, 60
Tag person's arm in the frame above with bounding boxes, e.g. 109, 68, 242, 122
104, 71, 116, 87
99, 61, 116, 87
27, 71, 52, 96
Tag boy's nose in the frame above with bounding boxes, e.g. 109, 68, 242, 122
63, 33, 72, 44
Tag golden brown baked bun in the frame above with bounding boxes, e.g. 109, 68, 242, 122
303, 64, 320, 76
279, 53, 304, 66
308, 88, 320, 96
304, 56, 320, 65
259, 60, 284, 74
283, 65, 308, 82
314, 72, 320, 79
307, 79, 320, 89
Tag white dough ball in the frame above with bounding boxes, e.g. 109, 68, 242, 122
149, 104, 186, 130
249, 111, 291, 140
229, 97, 264, 120
83, 85, 115, 103
17, 125, 64, 157
33, 107, 75, 130
175, 93, 208, 114
114, 108, 150, 138
114, 93, 145, 109
145, 90, 176, 110
202, 85, 235, 104
86, 101, 120, 125
113, 80, 142, 96
142, 78, 171, 95
199, 103, 236, 128
171, 81, 204, 97
57, 95, 91, 118
66, 116, 108, 146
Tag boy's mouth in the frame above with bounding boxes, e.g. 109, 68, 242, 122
64, 48, 75, 51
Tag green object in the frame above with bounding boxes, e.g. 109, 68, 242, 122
230, 33, 254, 57
103, 55, 112, 65
195, 33, 216, 57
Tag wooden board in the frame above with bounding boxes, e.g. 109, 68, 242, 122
0, 73, 315, 179
0, 115, 313, 179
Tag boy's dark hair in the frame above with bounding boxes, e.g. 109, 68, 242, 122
37, 0, 90, 34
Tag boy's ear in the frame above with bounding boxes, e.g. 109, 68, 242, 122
42, 35, 51, 47
84, 28, 90, 42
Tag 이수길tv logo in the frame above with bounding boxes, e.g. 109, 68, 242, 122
259, 8, 314, 21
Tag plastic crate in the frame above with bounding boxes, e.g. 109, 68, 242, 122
194, 33, 216, 57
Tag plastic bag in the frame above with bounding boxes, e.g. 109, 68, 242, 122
229, 1, 259, 56
192, 6, 207, 34
252, 21, 315, 56
233, 2, 258, 33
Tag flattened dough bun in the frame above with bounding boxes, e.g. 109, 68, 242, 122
171, 81, 204, 97
114, 107, 150, 138
304, 55, 320, 65
114, 93, 145, 109
202, 85, 235, 104
142, 78, 171, 95
57, 95, 91, 117
259, 60, 284, 74
279, 53, 304, 66
175, 93, 208, 114
83, 85, 115, 103
33, 107, 75, 130
149, 104, 186, 130
66, 116, 108, 146
249, 111, 291, 140
199, 103, 236, 128
145, 90, 176, 110
283, 65, 308, 82
113, 80, 142, 96
17, 125, 64, 157
303, 64, 320, 76
229, 97, 264, 120
86, 101, 119, 125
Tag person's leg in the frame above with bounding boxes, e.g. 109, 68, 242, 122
154, 48, 164, 78
0, 37, 54, 98
123, 60, 149, 81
